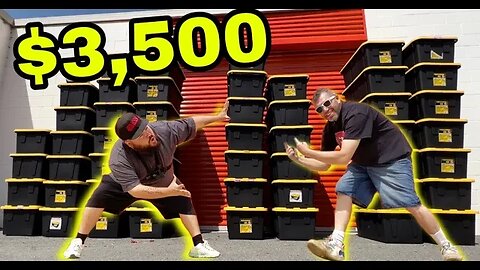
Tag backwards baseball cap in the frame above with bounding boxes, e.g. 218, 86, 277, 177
115, 113, 148, 141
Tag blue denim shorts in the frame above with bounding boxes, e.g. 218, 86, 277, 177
336, 157, 421, 209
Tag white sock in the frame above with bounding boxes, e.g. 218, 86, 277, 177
430, 230, 449, 246
331, 229, 345, 246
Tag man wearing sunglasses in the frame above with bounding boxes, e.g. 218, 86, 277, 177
63, 101, 230, 260
285, 88, 462, 261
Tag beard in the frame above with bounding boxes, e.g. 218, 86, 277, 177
134, 143, 157, 152
134, 136, 159, 152
327, 113, 338, 122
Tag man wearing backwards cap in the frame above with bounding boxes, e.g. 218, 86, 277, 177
63, 101, 230, 259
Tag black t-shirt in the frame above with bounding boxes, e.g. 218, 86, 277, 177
321, 101, 411, 166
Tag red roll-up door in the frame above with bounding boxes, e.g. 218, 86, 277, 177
176, 9, 367, 228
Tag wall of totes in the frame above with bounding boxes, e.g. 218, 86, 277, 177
1, 59, 321, 240
341, 36, 477, 245
1, 61, 323, 240
1, 65, 185, 238
2, 36, 478, 243
224, 62, 318, 240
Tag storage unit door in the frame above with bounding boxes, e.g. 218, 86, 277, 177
176, 9, 366, 228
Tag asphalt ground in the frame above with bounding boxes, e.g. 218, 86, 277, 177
0, 231, 478, 261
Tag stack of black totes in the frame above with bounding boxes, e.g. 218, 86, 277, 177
38, 81, 98, 238
223, 63, 269, 240
265, 73, 318, 240
404, 36, 475, 246
3, 128, 52, 236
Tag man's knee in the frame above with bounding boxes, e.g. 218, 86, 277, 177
406, 204, 424, 215
335, 179, 350, 195
82, 207, 106, 216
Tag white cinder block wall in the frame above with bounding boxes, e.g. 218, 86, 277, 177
0, 14, 12, 87
365, 9, 480, 235
0, 14, 13, 223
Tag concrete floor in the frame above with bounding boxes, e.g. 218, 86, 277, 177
0, 231, 478, 261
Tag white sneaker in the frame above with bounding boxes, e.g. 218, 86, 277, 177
188, 240, 220, 258
63, 238, 84, 259
441, 242, 463, 261
307, 236, 344, 261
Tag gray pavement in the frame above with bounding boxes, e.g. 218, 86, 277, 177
0, 231, 478, 261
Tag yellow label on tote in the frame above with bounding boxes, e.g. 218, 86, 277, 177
146, 111, 157, 123
435, 101, 449, 115
96, 217, 108, 231
284, 84, 296, 97
289, 190, 302, 203
384, 102, 398, 116
240, 219, 253, 234
103, 136, 113, 150
379, 51, 392, 64
433, 73, 446, 87
147, 85, 159, 98
49, 217, 62, 230
55, 190, 66, 203
441, 159, 455, 173
438, 129, 452, 143
140, 218, 153, 233
430, 50, 444, 60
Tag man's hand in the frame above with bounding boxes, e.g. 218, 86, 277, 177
294, 137, 310, 155
217, 100, 230, 122
284, 142, 300, 161
168, 177, 191, 198
192, 100, 231, 130
284, 141, 331, 172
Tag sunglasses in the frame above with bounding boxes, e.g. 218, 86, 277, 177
315, 96, 336, 114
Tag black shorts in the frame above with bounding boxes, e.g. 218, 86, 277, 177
86, 175, 196, 219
